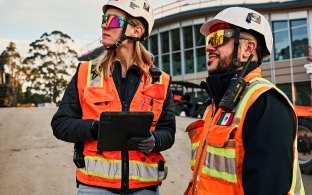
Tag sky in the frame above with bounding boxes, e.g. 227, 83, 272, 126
0, 0, 176, 58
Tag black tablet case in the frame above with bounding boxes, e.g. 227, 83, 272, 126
97, 111, 154, 152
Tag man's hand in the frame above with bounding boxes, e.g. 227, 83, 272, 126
127, 133, 156, 155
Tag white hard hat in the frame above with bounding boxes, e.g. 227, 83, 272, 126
103, 0, 154, 37
200, 7, 273, 56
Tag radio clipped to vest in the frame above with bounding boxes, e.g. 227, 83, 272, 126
149, 66, 162, 84
219, 54, 254, 111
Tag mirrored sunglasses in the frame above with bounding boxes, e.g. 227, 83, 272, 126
206, 29, 235, 48
102, 14, 135, 29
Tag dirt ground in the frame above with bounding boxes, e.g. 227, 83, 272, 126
0, 108, 311, 195
0, 108, 194, 195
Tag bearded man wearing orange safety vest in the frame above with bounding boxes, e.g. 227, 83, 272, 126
51, 0, 176, 194
184, 7, 305, 195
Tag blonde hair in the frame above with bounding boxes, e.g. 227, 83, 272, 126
95, 17, 154, 83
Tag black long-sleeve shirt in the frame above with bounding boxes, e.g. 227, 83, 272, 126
51, 61, 176, 152
206, 69, 296, 195
51, 61, 176, 193
242, 90, 295, 195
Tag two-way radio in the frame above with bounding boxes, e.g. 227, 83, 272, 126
219, 54, 254, 111
149, 66, 162, 84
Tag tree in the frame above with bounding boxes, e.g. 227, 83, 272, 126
0, 42, 23, 106
23, 30, 78, 103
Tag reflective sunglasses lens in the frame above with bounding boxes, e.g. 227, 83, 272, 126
206, 30, 224, 47
206, 30, 233, 48
102, 15, 124, 28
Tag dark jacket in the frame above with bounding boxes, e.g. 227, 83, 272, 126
206, 67, 295, 195
51, 61, 176, 152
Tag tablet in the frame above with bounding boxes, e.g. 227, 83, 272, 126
97, 111, 154, 152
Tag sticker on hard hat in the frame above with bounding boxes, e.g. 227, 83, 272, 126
143, 2, 150, 12
130, 2, 140, 9
246, 12, 261, 24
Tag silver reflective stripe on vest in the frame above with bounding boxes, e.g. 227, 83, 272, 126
82, 156, 167, 182
202, 145, 237, 183
82, 156, 122, 179
191, 141, 200, 167
129, 160, 168, 182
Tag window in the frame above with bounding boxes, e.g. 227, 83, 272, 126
161, 32, 170, 73
196, 47, 206, 72
150, 35, 158, 55
277, 82, 311, 106
277, 83, 292, 101
183, 26, 194, 74
272, 19, 308, 61
273, 21, 289, 61
171, 28, 181, 76
161, 31, 169, 54
162, 54, 170, 74
171, 29, 180, 51
185, 50, 194, 74
194, 24, 205, 46
194, 24, 206, 72
172, 52, 181, 76
290, 19, 308, 58
150, 35, 159, 67
183, 26, 193, 49
294, 82, 311, 106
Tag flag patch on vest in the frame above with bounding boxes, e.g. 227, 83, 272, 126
217, 112, 234, 126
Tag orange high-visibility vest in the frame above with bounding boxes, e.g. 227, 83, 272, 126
186, 67, 305, 195
76, 61, 170, 189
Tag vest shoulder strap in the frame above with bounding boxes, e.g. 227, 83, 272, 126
234, 77, 294, 125
77, 61, 90, 90
78, 61, 104, 88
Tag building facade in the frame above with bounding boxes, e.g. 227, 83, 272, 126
144, 0, 312, 106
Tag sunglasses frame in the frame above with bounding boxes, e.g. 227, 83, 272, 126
102, 14, 136, 29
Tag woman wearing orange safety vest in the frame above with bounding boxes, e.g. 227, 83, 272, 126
51, 0, 176, 194
184, 7, 305, 195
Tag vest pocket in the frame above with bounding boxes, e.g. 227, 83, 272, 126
140, 95, 163, 112
203, 125, 237, 183
83, 87, 114, 111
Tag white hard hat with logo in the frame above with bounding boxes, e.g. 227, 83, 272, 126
200, 7, 273, 56
103, 0, 154, 37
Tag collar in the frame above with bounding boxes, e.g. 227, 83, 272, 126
112, 61, 141, 81
205, 62, 260, 107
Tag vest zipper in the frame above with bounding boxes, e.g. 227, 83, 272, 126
120, 74, 143, 192
121, 150, 129, 192
192, 101, 216, 195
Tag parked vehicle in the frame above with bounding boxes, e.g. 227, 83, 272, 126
170, 81, 210, 118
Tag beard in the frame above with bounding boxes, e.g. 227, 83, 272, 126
208, 54, 233, 75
